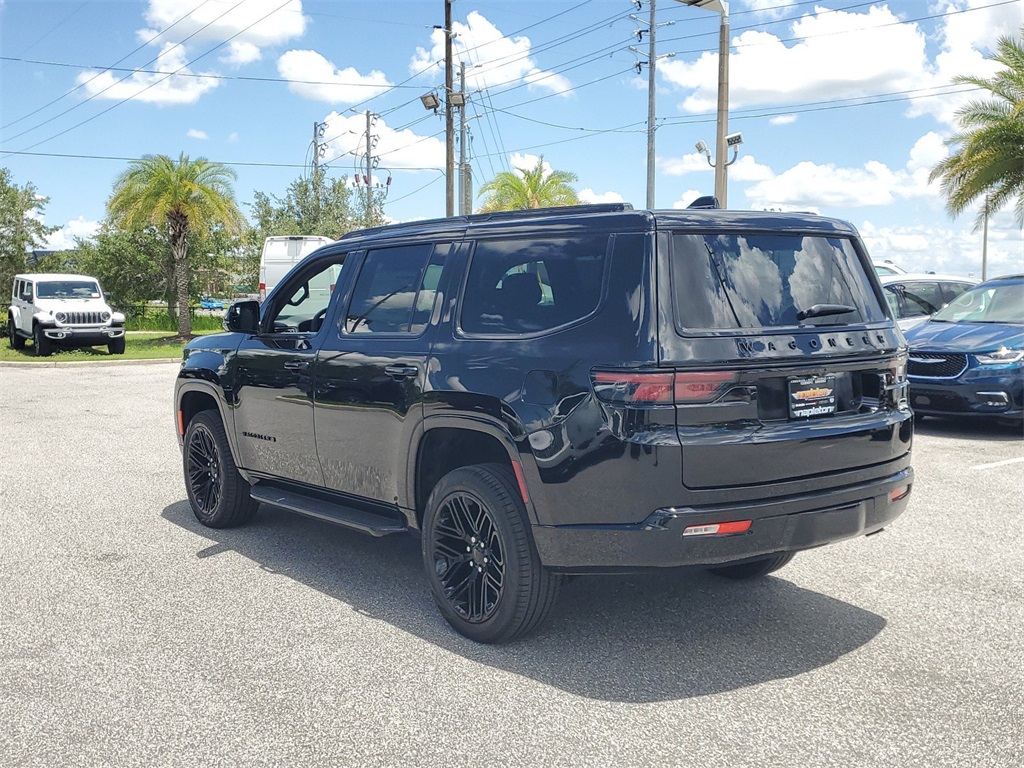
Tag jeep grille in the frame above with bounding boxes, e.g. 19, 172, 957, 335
907, 353, 967, 378
61, 311, 105, 325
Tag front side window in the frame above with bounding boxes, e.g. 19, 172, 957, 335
345, 243, 440, 335
672, 233, 886, 331
460, 234, 609, 335
267, 258, 344, 333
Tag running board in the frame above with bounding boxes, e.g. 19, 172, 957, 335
250, 485, 407, 537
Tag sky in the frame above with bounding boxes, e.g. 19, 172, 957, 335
1, 0, 1022, 278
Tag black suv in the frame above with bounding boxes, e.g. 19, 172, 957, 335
175, 204, 913, 643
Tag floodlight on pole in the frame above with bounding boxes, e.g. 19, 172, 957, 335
675, 0, 732, 207
420, 92, 440, 111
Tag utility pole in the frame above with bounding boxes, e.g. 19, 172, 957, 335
311, 121, 324, 203
444, 0, 455, 217
646, 0, 657, 210
365, 109, 373, 227
459, 61, 470, 216
714, 6, 730, 208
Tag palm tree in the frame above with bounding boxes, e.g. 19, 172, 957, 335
108, 153, 245, 338
477, 156, 580, 212
929, 28, 1024, 229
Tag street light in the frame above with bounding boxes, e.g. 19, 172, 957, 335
676, 0, 732, 207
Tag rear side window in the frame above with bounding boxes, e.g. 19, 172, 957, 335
671, 233, 886, 331
885, 281, 941, 319
460, 234, 609, 335
345, 243, 443, 335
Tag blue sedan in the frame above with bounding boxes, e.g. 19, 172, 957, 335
903, 274, 1023, 423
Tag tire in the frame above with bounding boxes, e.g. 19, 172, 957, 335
708, 552, 796, 580
33, 325, 52, 357
422, 463, 562, 644
183, 410, 257, 528
107, 335, 126, 355
9, 318, 25, 350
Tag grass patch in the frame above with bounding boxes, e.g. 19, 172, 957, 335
0, 331, 220, 363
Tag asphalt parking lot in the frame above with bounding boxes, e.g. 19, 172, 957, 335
1, 362, 1021, 767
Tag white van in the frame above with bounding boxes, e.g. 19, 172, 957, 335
259, 235, 333, 300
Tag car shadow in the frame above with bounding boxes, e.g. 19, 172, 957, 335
162, 500, 886, 703
915, 416, 1022, 441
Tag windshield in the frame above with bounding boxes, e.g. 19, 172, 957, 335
35, 280, 101, 299
671, 233, 885, 331
931, 282, 1024, 324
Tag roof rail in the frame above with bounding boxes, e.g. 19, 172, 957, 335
337, 203, 635, 240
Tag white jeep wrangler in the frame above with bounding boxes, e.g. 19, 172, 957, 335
8, 273, 126, 357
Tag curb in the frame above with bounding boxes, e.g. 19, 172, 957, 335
0, 358, 179, 369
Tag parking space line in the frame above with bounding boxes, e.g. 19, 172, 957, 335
970, 456, 1024, 471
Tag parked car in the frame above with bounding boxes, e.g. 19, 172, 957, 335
200, 297, 225, 310
873, 260, 907, 276
8, 273, 126, 356
903, 274, 1023, 423
174, 204, 913, 643
880, 273, 979, 332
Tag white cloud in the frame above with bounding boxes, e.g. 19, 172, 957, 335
141, 0, 306, 50
662, 6, 929, 113
859, 214, 1024, 278
671, 190, 707, 210
186, 128, 208, 140
320, 112, 445, 171
659, 152, 713, 176
508, 153, 551, 177
729, 155, 774, 183
278, 50, 391, 103
769, 114, 797, 126
227, 132, 239, 142
76, 43, 218, 105
578, 188, 625, 204
44, 217, 101, 250
221, 41, 261, 67
660, 3, 1017, 128
410, 11, 572, 97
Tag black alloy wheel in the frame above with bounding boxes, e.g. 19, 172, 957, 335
183, 410, 257, 528
423, 463, 562, 644
431, 490, 506, 624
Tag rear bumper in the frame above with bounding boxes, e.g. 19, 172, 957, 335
532, 468, 913, 571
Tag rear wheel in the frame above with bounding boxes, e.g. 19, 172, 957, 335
708, 552, 796, 580
422, 463, 562, 644
9, 318, 25, 350
33, 325, 52, 357
183, 410, 257, 528
107, 335, 126, 355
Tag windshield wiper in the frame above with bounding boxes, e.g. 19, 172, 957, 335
797, 303, 857, 322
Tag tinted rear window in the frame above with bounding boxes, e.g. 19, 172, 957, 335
671, 233, 885, 331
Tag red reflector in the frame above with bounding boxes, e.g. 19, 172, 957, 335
177, 410, 185, 437
511, 460, 530, 504
674, 371, 739, 403
258, 282, 266, 291
682, 520, 752, 537
889, 485, 910, 502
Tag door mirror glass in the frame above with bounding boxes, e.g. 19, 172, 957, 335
224, 300, 260, 333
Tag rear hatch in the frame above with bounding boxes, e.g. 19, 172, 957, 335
661, 228, 910, 492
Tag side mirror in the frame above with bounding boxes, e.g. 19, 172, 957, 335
224, 300, 260, 333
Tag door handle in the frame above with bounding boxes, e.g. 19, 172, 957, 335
284, 360, 310, 371
384, 364, 418, 378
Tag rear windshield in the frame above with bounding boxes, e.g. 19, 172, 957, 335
671, 233, 885, 331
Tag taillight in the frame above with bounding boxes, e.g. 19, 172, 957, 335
592, 370, 738, 405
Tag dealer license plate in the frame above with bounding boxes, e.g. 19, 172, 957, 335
788, 375, 837, 418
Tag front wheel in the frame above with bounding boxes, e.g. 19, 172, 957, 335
107, 335, 126, 355
422, 463, 562, 644
9, 318, 25, 350
33, 325, 52, 357
707, 552, 796, 580
183, 410, 257, 528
